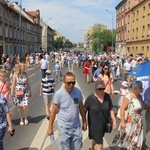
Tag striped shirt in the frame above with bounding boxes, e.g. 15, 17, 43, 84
41, 77, 55, 95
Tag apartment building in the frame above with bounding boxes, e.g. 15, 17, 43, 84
115, 0, 127, 55
40, 19, 53, 53
116, 0, 150, 58
0, 1, 42, 60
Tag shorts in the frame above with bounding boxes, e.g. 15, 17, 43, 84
58, 126, 82, 150
43, 95, 52, 105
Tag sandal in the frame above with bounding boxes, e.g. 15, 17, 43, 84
25, 119, 28, 125
20, 121, 24, 126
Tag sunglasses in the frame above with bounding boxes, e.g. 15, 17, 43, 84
97, 88, 105, 91
104, 68, 109, 70
65, 81, 76, 86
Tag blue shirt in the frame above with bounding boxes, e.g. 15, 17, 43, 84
93, 68, 101, 80
0, 95, 9, 129
53, 87, 83, 128
144, 87, 150, 106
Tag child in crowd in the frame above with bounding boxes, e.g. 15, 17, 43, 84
55, 61, 61, 81
118, 81, 129, 107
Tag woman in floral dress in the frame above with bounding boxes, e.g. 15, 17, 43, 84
11, 62, 31, 126
113, 80, 145, 150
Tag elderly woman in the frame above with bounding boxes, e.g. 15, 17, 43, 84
113, 80, 145, 150
11, 62, 31, 126
0, 70, 14, 150
84, 80, 117, 150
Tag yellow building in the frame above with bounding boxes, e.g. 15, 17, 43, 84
126, 0, 150, 58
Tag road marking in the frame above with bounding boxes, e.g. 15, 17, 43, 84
29, 81, 110, 150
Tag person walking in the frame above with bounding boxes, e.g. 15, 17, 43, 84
113, 81, 145, 150
39, 55, 50, 78
82, 57, 90, 84
11, 62, 31, 126
39, 69, 55, 120
144, 86, 150, 149
98, 63, 114, 94
3, 58, 13, 81
84, 80, 117, 150
47, 71, 87, 150
0, 71, 14, 150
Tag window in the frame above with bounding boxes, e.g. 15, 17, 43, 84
143, 6, 145, 17
148, 24, 150, 36
142, 26, 145, 37
0, 7, 2, 16
0, 23, 2, 36
136, 10, 139, 20
5, 26, 8, 37
148, 3, 150, 15
136, 28, 138, 38
133, 12, 135, 22
132, 29, 135, 39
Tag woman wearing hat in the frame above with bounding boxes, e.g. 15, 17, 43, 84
84, 80, 117, 150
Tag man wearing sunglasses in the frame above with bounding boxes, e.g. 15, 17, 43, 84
47, 71, 87, 150
84, 80, 117, 150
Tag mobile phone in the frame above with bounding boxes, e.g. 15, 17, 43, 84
10, 129, 15, 137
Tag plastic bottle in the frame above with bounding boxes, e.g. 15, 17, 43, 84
50, 134, 55, 145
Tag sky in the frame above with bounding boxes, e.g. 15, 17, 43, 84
13, 0, 121, 43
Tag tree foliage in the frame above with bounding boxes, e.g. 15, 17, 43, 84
90, 24, 116, 52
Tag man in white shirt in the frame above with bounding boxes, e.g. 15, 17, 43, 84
39, 55, 50, 78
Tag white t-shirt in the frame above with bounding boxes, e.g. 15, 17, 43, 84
40, 59, 49, 69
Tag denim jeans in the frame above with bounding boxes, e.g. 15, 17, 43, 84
0, 127, 6, 150
41, 69, 47, 78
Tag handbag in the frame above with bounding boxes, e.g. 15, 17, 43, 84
15, 90, 24, 98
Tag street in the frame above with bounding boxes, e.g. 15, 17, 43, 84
3, 63, 146, 150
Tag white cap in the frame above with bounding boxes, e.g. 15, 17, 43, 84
45, 70, 51, 74
121, 81, 128, 87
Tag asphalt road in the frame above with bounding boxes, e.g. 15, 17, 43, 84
3, 63, 146, 150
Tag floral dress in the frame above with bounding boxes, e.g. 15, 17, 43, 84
13, 74, 29, 107
113, 93, 145, 150
0, 94, 9, 129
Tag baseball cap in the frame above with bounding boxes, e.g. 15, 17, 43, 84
95, 80, 105, 89
45, 70, 51, 74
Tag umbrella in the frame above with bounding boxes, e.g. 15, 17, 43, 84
128, 61, 150, 77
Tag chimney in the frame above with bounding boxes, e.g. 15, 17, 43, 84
23, 8, 25, 11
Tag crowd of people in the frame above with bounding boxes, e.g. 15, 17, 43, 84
0, 50, 150, 150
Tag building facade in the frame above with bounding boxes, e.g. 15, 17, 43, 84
0, 1, 42, 61
116, 0, 150, 58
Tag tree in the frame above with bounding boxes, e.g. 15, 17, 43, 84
90, 23, 116, 52
64, 39, 73, 49
54, 37, 63, 50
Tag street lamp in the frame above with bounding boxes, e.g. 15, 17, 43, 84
19, 0, 22, 57
105, 9, 113, 51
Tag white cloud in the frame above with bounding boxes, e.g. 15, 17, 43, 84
19, 0, 120, 42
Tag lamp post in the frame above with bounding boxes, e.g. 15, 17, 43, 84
19, 0, 22, 57
105, 9, 113, 51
